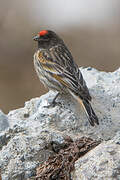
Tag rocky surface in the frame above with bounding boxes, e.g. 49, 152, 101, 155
0, 67, 120, 179
72, 133, 120, 180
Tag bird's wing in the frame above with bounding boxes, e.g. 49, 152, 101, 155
52, 62, 91, 101
38, 45, 91, 101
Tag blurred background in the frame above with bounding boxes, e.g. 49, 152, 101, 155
0, 0, 120, 113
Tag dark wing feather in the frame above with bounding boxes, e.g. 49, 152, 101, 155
50, 44, 91, 101
39, 44, 91, 101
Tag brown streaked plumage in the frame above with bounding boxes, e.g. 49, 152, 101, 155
33, 30, 99, 126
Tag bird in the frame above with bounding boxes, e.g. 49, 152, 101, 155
33, 30, 99, 126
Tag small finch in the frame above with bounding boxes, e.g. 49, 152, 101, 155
33, 30, 99, 126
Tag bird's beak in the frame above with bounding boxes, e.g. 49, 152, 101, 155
33, 35, 39, 41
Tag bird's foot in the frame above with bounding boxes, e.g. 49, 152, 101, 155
44, 101, 58, 108
44, 92, 60, 108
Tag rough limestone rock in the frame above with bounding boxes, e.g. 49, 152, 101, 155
72, 133, 120, 180
0, 67, 120, 179
0, 110, 9, 132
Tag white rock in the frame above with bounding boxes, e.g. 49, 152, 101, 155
0, 67, 120, 179
72, 134, 120, 180
0, 110, 9, 132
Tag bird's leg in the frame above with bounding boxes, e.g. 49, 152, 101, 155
45, 92, 60, 108
52, 92, 60, 105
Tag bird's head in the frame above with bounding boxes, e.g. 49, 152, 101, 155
33, 30, 63, 49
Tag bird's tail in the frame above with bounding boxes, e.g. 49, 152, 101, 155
77, 97, 99, 126
81, 99, 99, 126
68, 90, 99, 126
